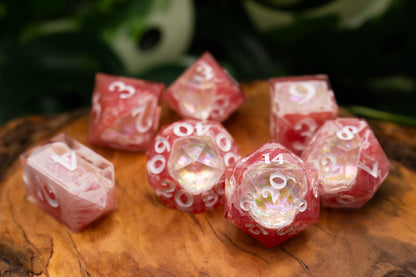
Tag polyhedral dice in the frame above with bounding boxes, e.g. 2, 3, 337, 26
88, 73, 164, 151
146, 119, 241, 213
269, 75, 338, 155
20, 133, 117, 232
225, 142, 319, 248
301, 118, 391, 208
165, 52, 246, 122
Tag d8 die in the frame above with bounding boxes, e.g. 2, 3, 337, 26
225, 142, 319, 248
165, 52, 246, 122
88, 73, 164, 151
146, 119, 241, 213
20, 133, 117, 232
269, 75, 338, 155
301, 118, 391, 208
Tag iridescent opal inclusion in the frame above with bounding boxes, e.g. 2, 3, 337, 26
243, 164, 307, 229
168, 136, 225, 194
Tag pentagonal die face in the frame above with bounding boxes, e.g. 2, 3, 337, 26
146, 119, 241, 213
165, 52, 246, 122
301, 118, 391, 208
225, 142, 319, 248
88, 73, 164, 151
20, 133, 117, 232
269, 75, 338, 155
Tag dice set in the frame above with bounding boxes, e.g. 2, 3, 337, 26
20, 52, 390, 248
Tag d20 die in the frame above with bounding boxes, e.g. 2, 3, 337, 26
225, 142, 319, 248
301, 118, 391, 208
146, 119, 241, 213
269, 75, 338, 155
165, 52, 246, 122
20, 133, 117, 232
88, 73, 164, 151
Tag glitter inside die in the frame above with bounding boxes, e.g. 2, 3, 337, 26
20, 133, 117, 232
88, 73, 164, 151
302, 118, 391, 208
146, 119, 241, 213
225, 142, 319, 248
269, 75, 338, 155
165, 52, 246, 122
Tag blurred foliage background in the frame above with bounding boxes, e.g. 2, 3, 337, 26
0, 0, 415, 125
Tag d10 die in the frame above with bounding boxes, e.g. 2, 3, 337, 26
269, 75, 338, 155
225, 142, 319, 248
20, 133, 117, 232
146, 119, 241, 213
165, 52, 246, 122
301, 118, 391, 208
88, 73, 164, 151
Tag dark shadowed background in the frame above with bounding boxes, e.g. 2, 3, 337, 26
0, 0, 415, 125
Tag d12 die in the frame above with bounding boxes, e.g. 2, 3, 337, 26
20, 133, 117, 232
301, 118, 391, 208
165, 52, 246, 122
269, 75, 338, 155
225, 142, 319, 248
146, 119, 241, 213
88, 73, 164, 151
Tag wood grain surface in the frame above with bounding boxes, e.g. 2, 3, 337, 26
1, 82, 416, 277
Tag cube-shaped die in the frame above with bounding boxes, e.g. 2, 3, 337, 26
88, 73, 164, 151
301, 118, 391, 208
146, 119, 241, 213
269, 75, 338, 155
20, 133, 117, 232
225, 142, 319, 248
165, 52, 246, 122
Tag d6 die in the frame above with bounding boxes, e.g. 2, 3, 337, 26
165, 52, 246, 122
146, 119, 241, 213
225, 142, 319, 248
20, 133, 117, 232
269, 75, 338, 155
301, 118, 391, 208
88, 73, 164, 151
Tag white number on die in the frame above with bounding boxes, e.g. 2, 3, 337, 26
202, 191, 218, 208
263, 153, 284, 165
288, 83, 316, 104
320, 153, 342, 178
337, 125, 359, 141
211, 95, 229, 119
147, 154, 166, 174
245, 223, 269, 236
156, 179, 175, 198
293, 118, 317, 151
194, 61, 214, 82
175, 190, 194, 209
358, 154, 379, 178
109, 81, 136, 99
132, 97, 156, 133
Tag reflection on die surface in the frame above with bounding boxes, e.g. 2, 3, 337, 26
302, 118, 391, 208
20, 133, 117, 232
225, 142, 320, 248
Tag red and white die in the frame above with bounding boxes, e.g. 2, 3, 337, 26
88, 73, 164, 151
165, 52, 246, 122
225, 142, 319, 248
301, 118, 391, 208
269, 75, 338, 155
146, 119, 241, 213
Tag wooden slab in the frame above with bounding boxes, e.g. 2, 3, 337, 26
1, 82, 416, 276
